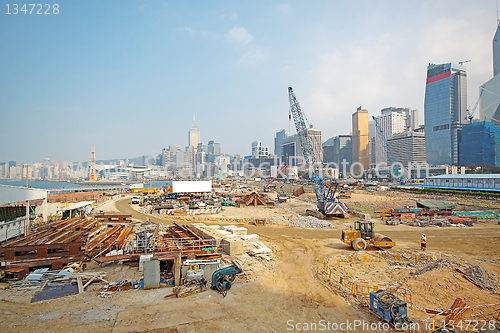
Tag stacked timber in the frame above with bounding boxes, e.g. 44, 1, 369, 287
237, 193, 274, 207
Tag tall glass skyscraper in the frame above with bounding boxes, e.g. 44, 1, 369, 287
424, 63, 467, 165
494, 22, 500, 77
480, 22, 500, 124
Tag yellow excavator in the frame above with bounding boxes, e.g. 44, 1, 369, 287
341, 221, 395, 251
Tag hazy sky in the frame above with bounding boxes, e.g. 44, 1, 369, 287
1, 0, 498, 164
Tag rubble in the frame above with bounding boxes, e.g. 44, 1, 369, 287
464, 265, 499, 290
411, 258, 456, 276
288, 216, 334, 229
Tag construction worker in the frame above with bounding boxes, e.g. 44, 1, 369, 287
421, 233, 427, 251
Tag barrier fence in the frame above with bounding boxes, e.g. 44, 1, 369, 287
322, 253, 500, 332
325, 251, 450, 267
322, 257, 413, 308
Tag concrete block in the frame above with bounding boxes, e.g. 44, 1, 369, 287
206, 225, 221, 230
222, 225, 237, 231
200, 229, 223, 246
241, 234, 259, 241
222, 238, 243, 256
249, 247, 272, 255
223, 234, 240, 241
249, 241, 271, 255
230, 227, 247, 236
217, 230, 232, 236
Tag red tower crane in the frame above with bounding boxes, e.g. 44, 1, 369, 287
89, 145, 96, 181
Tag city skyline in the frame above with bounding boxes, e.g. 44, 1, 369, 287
1, 1, 497, 163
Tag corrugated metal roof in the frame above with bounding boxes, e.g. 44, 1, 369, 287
416, 201, 455, 210
420, 185, 500, 192
426, 174, 500, 179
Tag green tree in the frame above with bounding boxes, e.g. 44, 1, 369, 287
491, 166, 500, 173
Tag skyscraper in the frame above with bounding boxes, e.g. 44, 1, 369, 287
352, 107, 369, 173
188, 117, 200, 150
480, 23, 500, 124
323, 135, 352, 172
368, 121, 376, 169
251, 141, 269, 158
494, 21, 500, 77
424, 63, 467, 165
207, 140, 221, 163
281, 127, 322, 166
374, 109, 406, 165
459, 121, 500, 167
274, 129, 289, 160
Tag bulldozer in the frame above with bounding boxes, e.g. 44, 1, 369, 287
341, 221, 395, 251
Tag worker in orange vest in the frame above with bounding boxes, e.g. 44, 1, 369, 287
421, 233, 427, 251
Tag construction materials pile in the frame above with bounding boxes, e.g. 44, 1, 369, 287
0, 216, 97, 270
137, 193, 224, 216
237, 192, 274, 207
288, 216, 334, 229
383, 207, 478, 227
0, 215, 221, 272
120, 222, 219, 258
463, 265, 499, 290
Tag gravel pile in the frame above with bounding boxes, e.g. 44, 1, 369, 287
465, 265, 499, 290
289, 216, 334, 229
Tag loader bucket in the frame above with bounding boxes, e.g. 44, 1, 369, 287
372, 233, 395, 250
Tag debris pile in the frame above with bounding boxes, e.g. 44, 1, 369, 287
410, 258, 456, 276
464, 265, 499, 290
288, 216, 334, 229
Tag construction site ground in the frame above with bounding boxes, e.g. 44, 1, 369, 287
1, 189, 500, 332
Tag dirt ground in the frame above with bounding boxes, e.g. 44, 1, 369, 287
1, 189, 500, 332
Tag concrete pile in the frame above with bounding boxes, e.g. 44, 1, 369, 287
190, 223, 273, 258
288, 216, 334, 229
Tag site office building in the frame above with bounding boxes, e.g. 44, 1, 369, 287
424, 63, 467, 166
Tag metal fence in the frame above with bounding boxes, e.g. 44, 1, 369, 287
322, 258, 413, 307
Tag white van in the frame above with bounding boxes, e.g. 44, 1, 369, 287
131, 196, 140, 204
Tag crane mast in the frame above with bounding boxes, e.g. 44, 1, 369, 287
288, 87, 348, 217
89, 145, 96, 181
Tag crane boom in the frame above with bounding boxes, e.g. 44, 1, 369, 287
466, 88, 485, 122
288, 87, 348, 217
